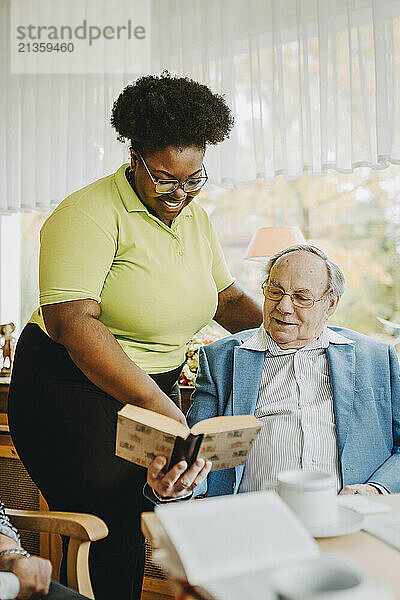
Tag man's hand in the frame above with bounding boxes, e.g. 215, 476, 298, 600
339, 483, 380, 497
147, 456, 212, 500
0, 554, 52, 600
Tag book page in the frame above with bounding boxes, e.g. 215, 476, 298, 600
338, 496, 391, 515
155, 491, 319, 586
191, 414, 260, 435
118, 404, 189, 437
200, 555, 393, 600
116, 414, 177, 468
151, 524, 187, 581
199, 570, 275, 600
364, 513, 400, 550
196, 424, 261, 470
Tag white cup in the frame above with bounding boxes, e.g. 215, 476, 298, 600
269, 555, 370, 600
277, 470, 337, 529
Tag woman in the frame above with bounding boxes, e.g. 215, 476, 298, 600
8, 73, 262, 600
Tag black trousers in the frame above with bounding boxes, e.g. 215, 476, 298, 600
44, 581, 89, 599
8, 324, 182, 600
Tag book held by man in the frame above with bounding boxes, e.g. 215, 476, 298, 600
115, 404, 261, 471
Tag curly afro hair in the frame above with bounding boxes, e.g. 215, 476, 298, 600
110, 72, 234, 156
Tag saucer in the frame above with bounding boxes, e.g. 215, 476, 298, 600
306, 506, 364, 538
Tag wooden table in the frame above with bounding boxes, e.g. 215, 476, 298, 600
317, 495, 400, 597
141, 495, 400, 600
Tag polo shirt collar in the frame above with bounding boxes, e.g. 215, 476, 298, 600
113, 163, 194, 223
241, 324, 353, 355
114, 164, 147, 212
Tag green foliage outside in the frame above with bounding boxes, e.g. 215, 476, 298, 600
198, 166, 400, 347
20, 166, 400, 350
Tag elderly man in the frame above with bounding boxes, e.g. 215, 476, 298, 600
0, 499, 88, 599
146, 244, 400, 502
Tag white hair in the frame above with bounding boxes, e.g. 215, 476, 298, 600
264, 244, 345, 299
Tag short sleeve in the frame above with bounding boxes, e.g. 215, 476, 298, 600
39, 206, 116, 306
208, 221, 235, 293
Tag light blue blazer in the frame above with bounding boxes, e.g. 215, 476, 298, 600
187, 327, 400, 496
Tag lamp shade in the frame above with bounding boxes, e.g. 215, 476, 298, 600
245, 226, 306, 261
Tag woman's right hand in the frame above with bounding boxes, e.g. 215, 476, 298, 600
160, 399, 187, 425
147, 456, 212, 500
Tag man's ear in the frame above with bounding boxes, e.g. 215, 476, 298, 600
326, 296, 340, 318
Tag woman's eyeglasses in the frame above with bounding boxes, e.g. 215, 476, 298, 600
136, 151, 208, 194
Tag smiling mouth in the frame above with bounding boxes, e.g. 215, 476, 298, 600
273, 317, 298, 326
161, 198, 185, 210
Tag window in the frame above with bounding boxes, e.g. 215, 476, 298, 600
20, 211, 50, 331
0, 214, 21, 333
198, 166, 400, 344
11, 166, 400, 350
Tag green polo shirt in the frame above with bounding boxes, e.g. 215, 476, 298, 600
29, 164, 234, 374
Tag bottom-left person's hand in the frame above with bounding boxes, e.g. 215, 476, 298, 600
0, 553, 52, 600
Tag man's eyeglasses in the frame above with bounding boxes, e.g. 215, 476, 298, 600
135, 151, 208, 195
261, 281, 330, 308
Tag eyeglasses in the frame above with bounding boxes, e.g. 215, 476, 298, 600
261, 281, 330, 308
135, 151, 208, 195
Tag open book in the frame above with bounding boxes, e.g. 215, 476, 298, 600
115, 404, 261, 471
146, 492, 390, 600
149, 492, 319, 599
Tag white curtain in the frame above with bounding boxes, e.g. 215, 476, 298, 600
1, 0, 400, 213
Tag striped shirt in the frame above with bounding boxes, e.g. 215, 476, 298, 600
0, 499, 20, 544
238, 325, 354, 494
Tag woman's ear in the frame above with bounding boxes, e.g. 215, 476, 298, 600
129, 147, 138, 172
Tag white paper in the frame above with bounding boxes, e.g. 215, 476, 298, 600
363, 513, 400, 551
150, 525, 186, 581
338, 495, 391, 515
155, 491, 319, 586
202, 570, 275, 600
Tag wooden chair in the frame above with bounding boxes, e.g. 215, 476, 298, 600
5, 508, 108, 599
